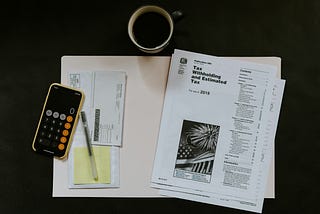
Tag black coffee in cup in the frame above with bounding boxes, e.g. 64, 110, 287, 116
132, 12, 171, 48
128, 5, 176, 53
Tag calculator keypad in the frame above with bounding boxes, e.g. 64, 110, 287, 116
36, 109, 74, 155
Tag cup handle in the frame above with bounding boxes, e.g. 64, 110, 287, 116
171, 10, 184, 22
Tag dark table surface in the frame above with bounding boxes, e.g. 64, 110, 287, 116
0, 0, 319, 213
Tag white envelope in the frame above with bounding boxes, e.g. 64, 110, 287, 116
68, 71, 126, 147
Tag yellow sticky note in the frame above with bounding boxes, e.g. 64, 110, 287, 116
73, 146, 111, 184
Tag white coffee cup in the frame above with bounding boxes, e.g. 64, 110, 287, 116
128, 5, 179, 54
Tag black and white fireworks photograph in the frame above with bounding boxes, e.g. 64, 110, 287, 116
174, 120, 220, 183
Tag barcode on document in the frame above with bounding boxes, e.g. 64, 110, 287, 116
94, 109, 100, 141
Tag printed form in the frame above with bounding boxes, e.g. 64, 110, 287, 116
67, 71, 126, 189
151, 50, 285, 213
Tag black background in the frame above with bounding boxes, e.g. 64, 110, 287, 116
0, 0, 319, 213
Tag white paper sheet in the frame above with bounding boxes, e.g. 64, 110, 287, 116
150, 50, 285, 212
152, 50, 277, 193
54, 56, 170, 197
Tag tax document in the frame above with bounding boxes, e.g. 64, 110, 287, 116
151, 49, 285, 213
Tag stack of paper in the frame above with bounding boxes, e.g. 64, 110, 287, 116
67, 71, 126, 188
151, 49, 285, 213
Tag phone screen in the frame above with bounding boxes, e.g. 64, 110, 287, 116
32, 84, 83, 158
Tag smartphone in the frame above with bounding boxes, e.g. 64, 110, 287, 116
32, 83, 84, 158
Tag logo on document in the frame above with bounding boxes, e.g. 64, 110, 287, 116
180, 57, 187, 64
178, 58, 188, 75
